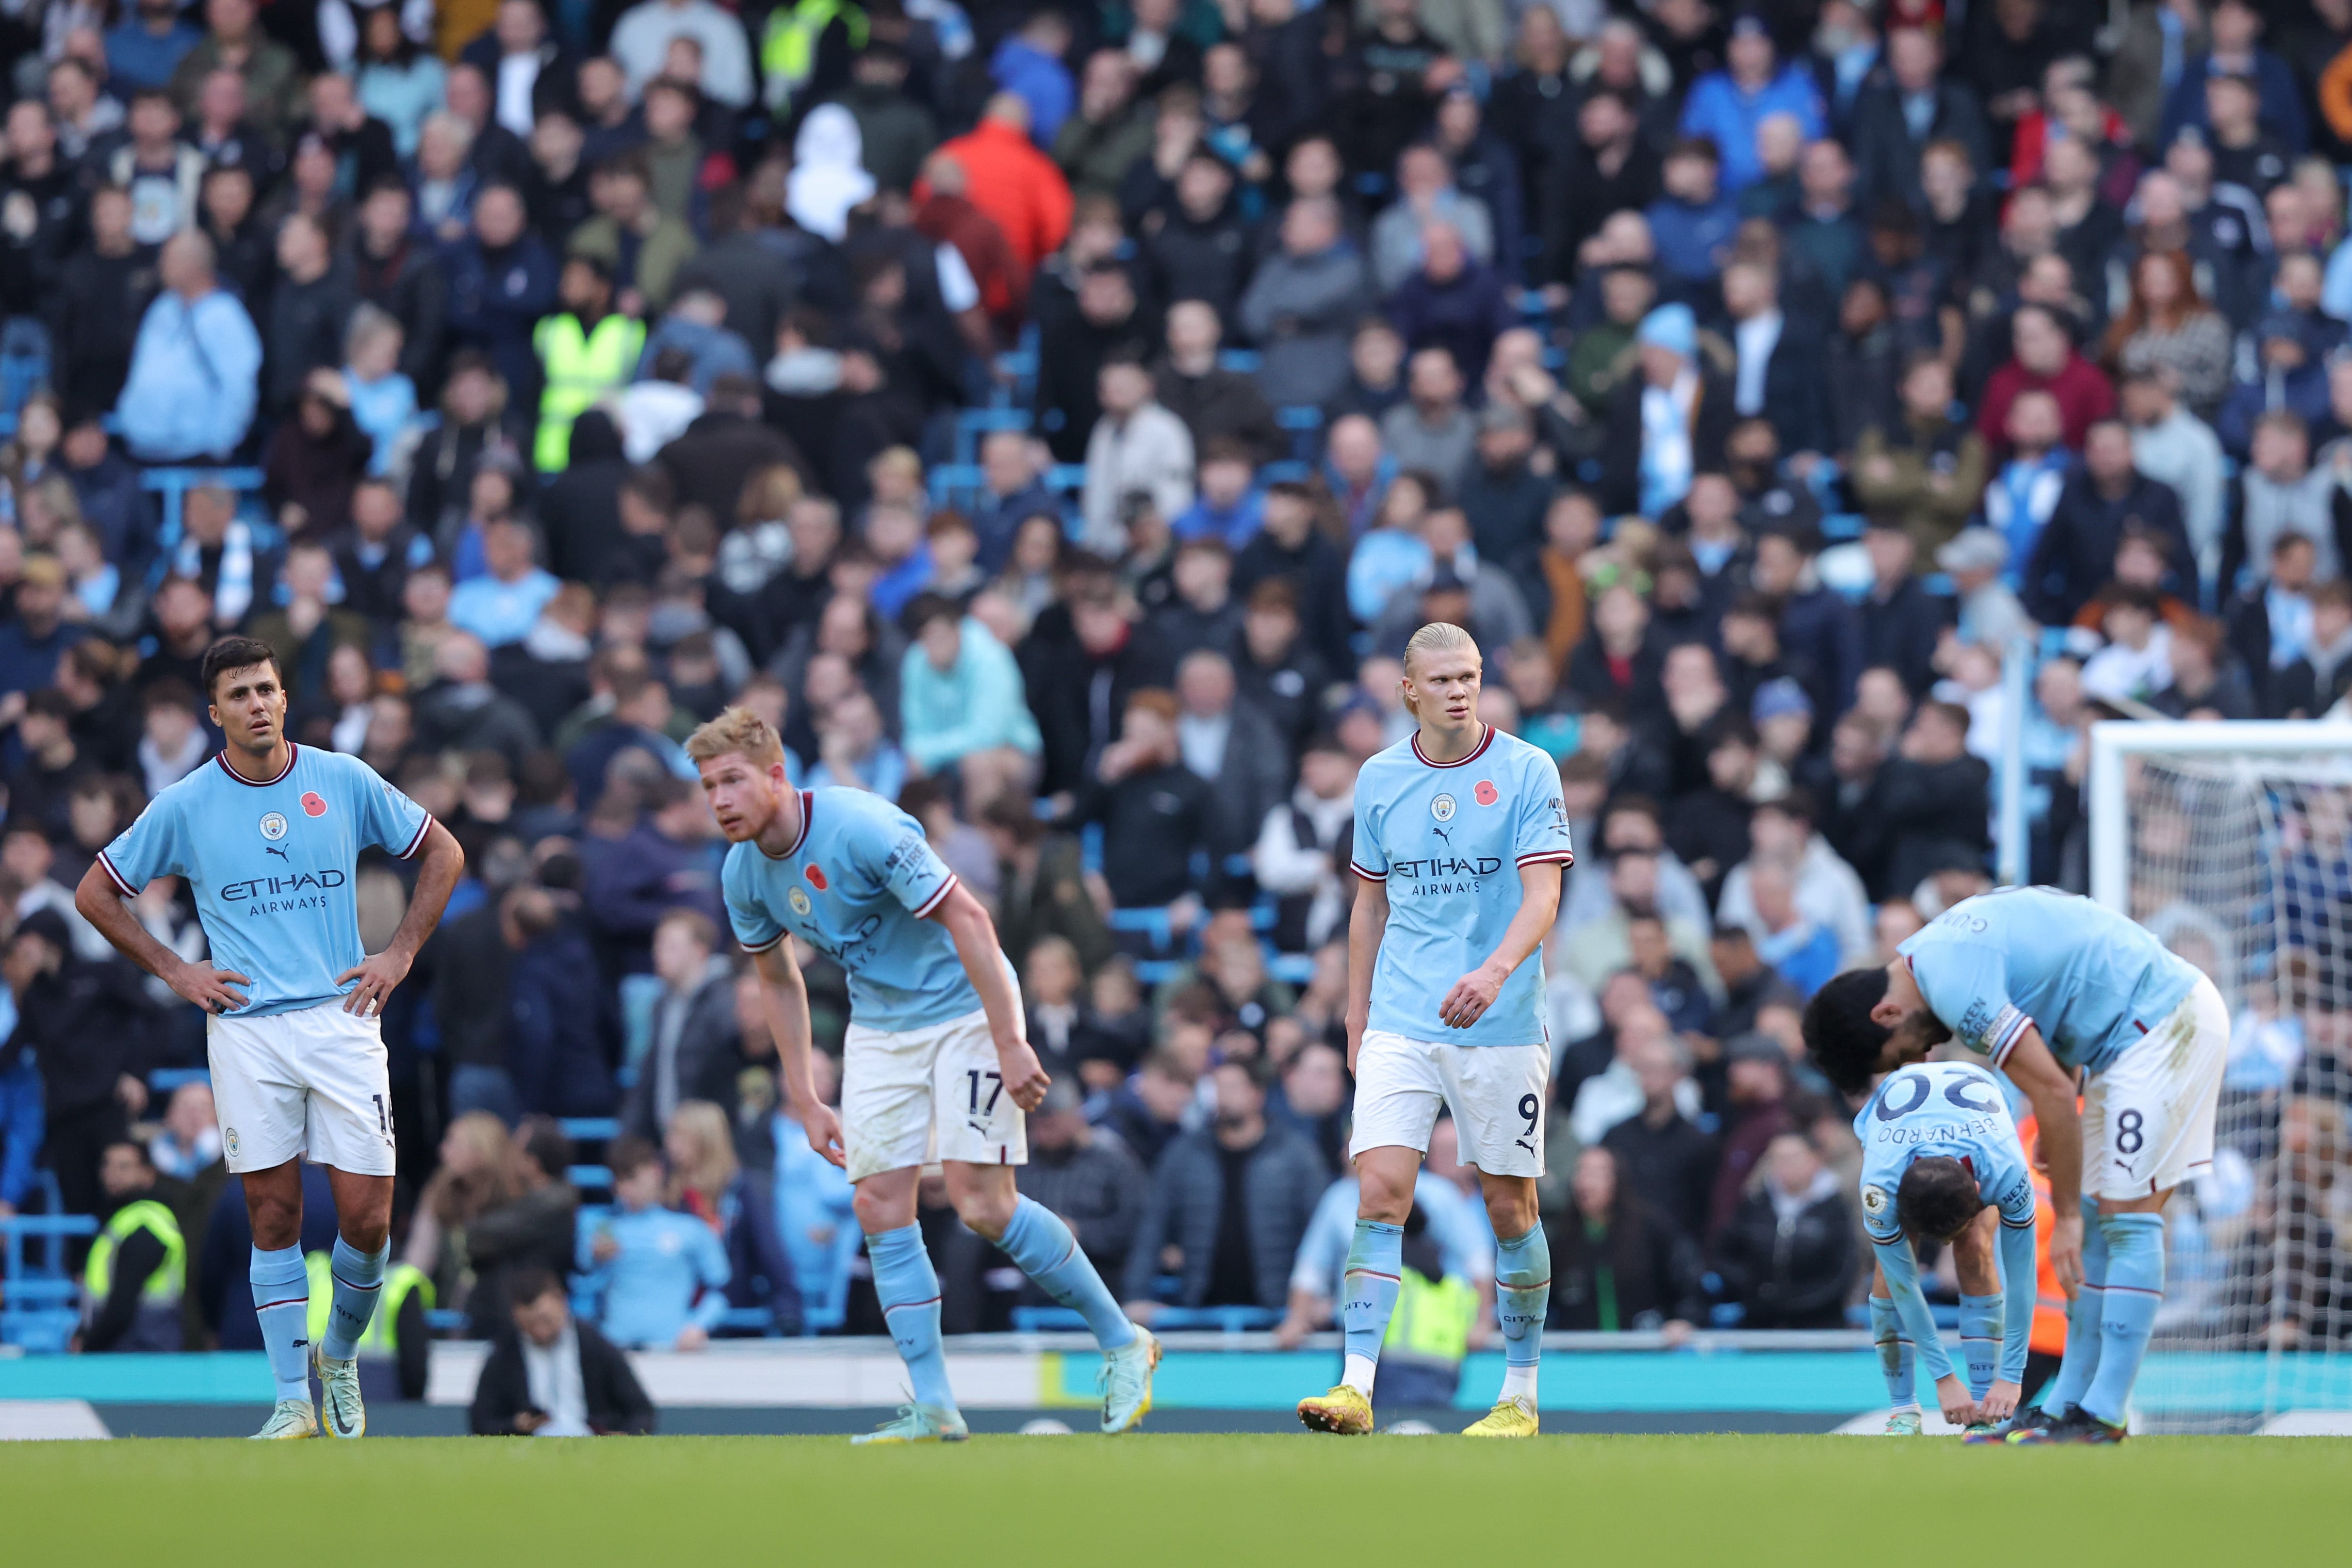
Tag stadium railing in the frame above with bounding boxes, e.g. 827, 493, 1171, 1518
141, 466, 271, 553
2, 1179, 99, 1353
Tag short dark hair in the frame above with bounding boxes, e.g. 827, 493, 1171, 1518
608, 1133, 662, 1181
901, 591, 960, 635
201, 635, 283, 699
515, 1114, 573, 1182
1802, 967, 1894, 1096
1896, 1154, 1985, 1241
507, 1264, 564, 1308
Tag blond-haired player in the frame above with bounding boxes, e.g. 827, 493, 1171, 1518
1296, 624, 1574, 1436
686, 709, 1157, 1442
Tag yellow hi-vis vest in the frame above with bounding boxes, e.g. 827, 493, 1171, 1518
1382, 1267, 1477, 1367
305, 1253, 436, 1353
85, 1199, 186, 1305
531, 312, 643, 471
760, 0, 869, 113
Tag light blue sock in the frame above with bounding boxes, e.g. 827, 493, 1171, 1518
1870, 1295, 1917, 1408
1957, 1293, 2002, 1401
249, 1244, 313, 1404
322, 1237, 388, 1361
1341, 1220, 1403, 1391
998, 1196, 1136, 1350
2043, 1198, 2109, 1416
868, 1224, 957, 1413
1493, 1226, 1550, 1396
2080, 1212, 2166, 1427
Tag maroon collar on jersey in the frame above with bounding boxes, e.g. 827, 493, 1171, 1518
1411, 724, 1494, 769
215, 742, 298, 787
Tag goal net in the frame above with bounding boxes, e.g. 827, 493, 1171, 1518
2089, 721, 2352, 1434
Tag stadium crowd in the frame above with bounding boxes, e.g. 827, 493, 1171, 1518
0, 0, 2347, 1374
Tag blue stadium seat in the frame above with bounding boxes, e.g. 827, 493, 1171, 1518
148, 1067, 211, 1095
558, 1119, 619, 1143
568, 1165, 613, 1190
927, 461, 985, 514
1215, 349, 1262, 374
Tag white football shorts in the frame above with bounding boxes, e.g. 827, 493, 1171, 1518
2081, 974, 2229, 1202
841, 1001, 1029, 1184
1349, 1028, 1549, 1179
208, 999, 397, 1177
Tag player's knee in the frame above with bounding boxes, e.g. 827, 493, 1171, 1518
851, 1184, 902, 1235
949, 1185, 1016, 1240
1357, 1171, 1414, 1224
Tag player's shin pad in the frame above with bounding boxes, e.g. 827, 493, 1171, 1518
1870, 1295, 1917, 1408
1341, 1220, 1404, 1392
2081, 1212, 2164, 1427
1957, 1294, 2002, 1401
2043, 1197, 2110, 1416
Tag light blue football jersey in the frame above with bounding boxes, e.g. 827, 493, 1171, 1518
720, 787, 974, 1033
1896, 887, 2199, 1075
96, 744, 432, 1018
1852, 1061, 2037, 1244
1351, 724, 1575, 1047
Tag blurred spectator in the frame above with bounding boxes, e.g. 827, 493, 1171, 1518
1548, 1145, 1705, 1334
574, 1133, 729, 1349
899, 595, 1041, 806
622, 910, 738, 1140
470, 1263, 656, 1435
1599, 1033, 1718, 1245
1705, 1034, 1793, 1247
1710, 1129, 1857, 1328
1124, 1056, 1323, 1315
117, 231, 263, 463
465, 1116, 579, 1336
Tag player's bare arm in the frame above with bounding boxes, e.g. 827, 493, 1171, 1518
749, 938, 843, 1168
2001, 1026, 2085, 1296
1343, 872, 1389, 1073
336, 819, 464, 1016
925, 880, 1047, 1111
1439, 861, 1563, 1030
74, 862, 252, 1012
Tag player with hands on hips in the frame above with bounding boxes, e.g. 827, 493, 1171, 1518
74, 637, 464, 1441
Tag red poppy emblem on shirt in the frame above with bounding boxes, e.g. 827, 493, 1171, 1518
301, 792, 329, 817
1474, 780, 1499, 807
805, 864, 828, 892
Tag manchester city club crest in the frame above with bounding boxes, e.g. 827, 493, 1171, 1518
788, 887, 813, 917
1430, 794, 1457, 822
224, 1128, 240, 1158
259, 812, 288, 840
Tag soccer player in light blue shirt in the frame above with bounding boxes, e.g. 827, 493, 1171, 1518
689, 707, 1157, 1442
1805, 887, 2230, 1443
73, 636, 463, 1440
1852, 1061, 2039, 1437
1297, 623, 1573, 1439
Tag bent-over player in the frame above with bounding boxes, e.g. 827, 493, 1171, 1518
1845, 1060, 2039, 1438
1296, 623, 1573, 1438
1804, 887, 2227, 1443
76, 638, 463, 1438
689, 708, 1156, 1443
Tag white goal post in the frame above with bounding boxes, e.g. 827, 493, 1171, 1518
2086, 720, 2352, 1433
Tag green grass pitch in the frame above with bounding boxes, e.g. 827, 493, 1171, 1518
10, 1435, 2352, 1565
